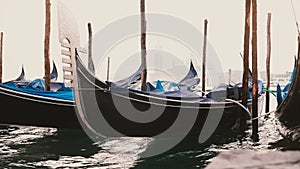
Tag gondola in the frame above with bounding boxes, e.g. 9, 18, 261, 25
55, 1, 264, 141
0, 62, 80, 128
275, 38, 300, 143
73, 55, 265, 138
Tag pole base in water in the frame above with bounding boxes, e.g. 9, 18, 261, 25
251, 133, 260, 142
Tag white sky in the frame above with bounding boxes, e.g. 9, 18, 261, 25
0, 0, 300, 82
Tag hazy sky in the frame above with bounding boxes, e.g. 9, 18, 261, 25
0, 0, 300, 82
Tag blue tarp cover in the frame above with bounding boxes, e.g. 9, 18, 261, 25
178, 61, 200, 90
112, 66, 142, 88
111, 61, 200, 91
275, 66, 295, 107
1, 79, 74, 101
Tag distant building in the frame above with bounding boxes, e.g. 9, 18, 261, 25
221, 70, 293, 89
222, 70, 243, 85
260, 71, 292, 88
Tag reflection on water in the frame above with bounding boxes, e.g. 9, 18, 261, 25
0, 125, 153, 168
33, 137, 153, 169
0, 112, 299, 169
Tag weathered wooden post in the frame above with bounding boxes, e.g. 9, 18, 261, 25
107, 57, 110, 82
228, 69, 232, 86
140, 0, 147, 91
202, 19, 208, 96
241, 0, 251, 133
88, 22, 95, 74
266, 13, 272, 113
0, 32, 3, 83
251, 0, 259, 141
44, 0, 51, 91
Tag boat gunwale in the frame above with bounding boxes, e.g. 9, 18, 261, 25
0, 85, 74, 106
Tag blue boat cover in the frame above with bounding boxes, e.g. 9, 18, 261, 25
1, 79, 73, 101
50, 61, 58, 81
247, 79, 264, 99
276, 84, 283, 107
206, 83, 229, 101
206, 73, 264, 101
109, 61, 265, 102
110, 61, 255, 102
290, 66, 296, 82
15, 66, 26, 82
178, 61, 200, 90
155, 80, 165, 92
275, 65, 295, 107
124, 88, 214, 102
111, 61, 200, 91
146, 82, 156, 91
276, 82, 292, 107
112, 66, 142, 88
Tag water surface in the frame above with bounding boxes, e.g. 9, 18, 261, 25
1, 110, 298, 169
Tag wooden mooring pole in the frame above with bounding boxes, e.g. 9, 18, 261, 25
107, 57, 110, 82
251, 0, 259, 141
202, 19, 208, 96
241, 0, 251, 133
0, 32, 3, 83
44, 0, 51, 91
140, 0, 147, 91
266, 13, 272, 113
228, 69, 232, 86
88, 22, 95, 74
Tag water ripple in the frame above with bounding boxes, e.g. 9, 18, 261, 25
0, 112, 297, 169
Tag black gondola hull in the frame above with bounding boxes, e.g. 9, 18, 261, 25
0, 86, 80, 129
74, 58, 261, 140
275, 42, 300, 142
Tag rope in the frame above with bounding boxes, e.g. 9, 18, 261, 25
225, 98, 252, 117
251, 110, 275, 121
225, 99, 277, 122
263, 89, 277, 97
